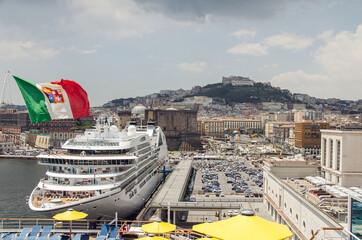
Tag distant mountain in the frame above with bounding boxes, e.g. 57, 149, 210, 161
179, 82, 299, 104
103, 81, 361, 114
103, 82, 301, 108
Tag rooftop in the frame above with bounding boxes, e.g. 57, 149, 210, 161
281, 176, 362, 223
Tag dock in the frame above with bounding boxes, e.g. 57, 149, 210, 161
140, 158, 272, 226
0, 154, 37, 160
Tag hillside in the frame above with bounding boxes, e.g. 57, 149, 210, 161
181, 83, 299, 104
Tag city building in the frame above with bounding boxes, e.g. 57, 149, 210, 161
265, 122, 291, 139
294, 110, 324, 122
221, 118, 262, 133
273, 124, 294, 146
29, 116, 95, 148
222, 76, 255, 86
263, 158, 355, 240
117, 110, 132, 130
183, 96, 213, 106
320, 127, 362, 187
0, 126, 23, 145
196, 120, 203, 135
145, 108, 201, 151
262, 102, 284, 111
199, 118, 262, 138
295, 121, 329, 155
293, 104, 307, 110
34, 134, 50, 149
0, 111, 31, 131
0, 141, 15, 153
275, 112, 294, 122
203, 119, 223, 138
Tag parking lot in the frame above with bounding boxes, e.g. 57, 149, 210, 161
190, 157, 264, 202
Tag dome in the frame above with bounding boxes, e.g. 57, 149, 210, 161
110, 125, 118, 133
131, 104, 146, 115
128, 125, 136, 135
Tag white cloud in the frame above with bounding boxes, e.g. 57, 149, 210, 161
315, 25, 362, 78
68, 45, 101, 54
0, 41, 59, 60
317, 30, 334, 41
313, 24, 362, 99
264, 33, 314, 51
270, 25, 362, 100
59, 0, 176, 40
231, 29, 257, 39
176, 61, 206, 72
258, 63, 279, 71
271, 70, 329, 95
227, 43, 268, 56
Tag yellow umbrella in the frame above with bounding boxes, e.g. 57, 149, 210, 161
196, 238, 221, 240
137, 236, 168, 240
193, 210, 293, 240
141, 219, 176, 234
53, 209, 88, 240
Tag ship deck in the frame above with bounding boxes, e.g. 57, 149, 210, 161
32, 194, 96, 208
40, 151, 135, 158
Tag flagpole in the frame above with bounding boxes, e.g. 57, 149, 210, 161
70, 220, 72, 240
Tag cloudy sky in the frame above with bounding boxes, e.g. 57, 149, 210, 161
0, 0, 361, 106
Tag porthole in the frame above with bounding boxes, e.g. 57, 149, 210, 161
303, 221, 306, 229
290, 208, 292, 214
311, 230, 314, 236
296, 214, 298, 220
284, 203, 287, 208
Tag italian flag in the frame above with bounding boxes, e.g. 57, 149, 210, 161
13, 76, 90, 124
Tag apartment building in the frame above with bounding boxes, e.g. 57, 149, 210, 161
295, 121, 329, 155
320, 127, 362, 187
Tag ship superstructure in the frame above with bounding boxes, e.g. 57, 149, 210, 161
28, 115, 168, 219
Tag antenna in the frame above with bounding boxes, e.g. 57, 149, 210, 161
0, 70, 10, 108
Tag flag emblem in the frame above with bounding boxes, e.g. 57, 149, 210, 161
41, 86, 64, 103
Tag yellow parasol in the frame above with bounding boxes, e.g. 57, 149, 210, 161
196, 238, 221, 240
53, 209, 88, 240
137, 236, 168, 240
193, 209, 293, 240
141, 218, 176, 234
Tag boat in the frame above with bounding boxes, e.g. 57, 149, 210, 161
28, 114, 168, 219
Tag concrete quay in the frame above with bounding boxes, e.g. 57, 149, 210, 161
0, 154, 36, 159
144, 157, 273, 226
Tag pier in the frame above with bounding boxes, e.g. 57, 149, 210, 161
140, 158, 271, 226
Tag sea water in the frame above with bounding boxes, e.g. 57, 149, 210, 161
0, 158, 47, 218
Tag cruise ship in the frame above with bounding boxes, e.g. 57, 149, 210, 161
28, 114, 168, 219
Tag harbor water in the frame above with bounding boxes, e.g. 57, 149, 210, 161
0, 158, 47, 218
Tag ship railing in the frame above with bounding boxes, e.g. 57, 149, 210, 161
0, 218, 205, 239
153, 198, 263, 209
309, 227, 360, 240
0, 218, 110, 233
136, 126, 148, 131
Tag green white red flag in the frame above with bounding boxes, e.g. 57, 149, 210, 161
13, 76, 90, 124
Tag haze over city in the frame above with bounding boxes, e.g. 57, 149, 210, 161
0, 0, 361, 106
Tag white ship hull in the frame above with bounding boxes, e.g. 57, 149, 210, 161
28, 115, 169, 220
30, 171, 163, 219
